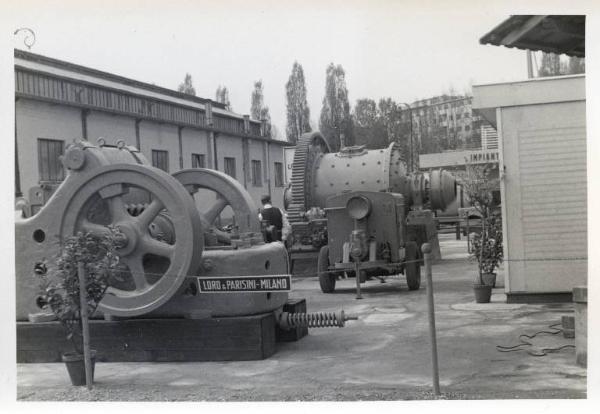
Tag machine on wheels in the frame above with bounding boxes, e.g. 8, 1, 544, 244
285, 132, 456, 296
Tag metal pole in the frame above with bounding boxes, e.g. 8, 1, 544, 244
526, 50, 534, 79
354, 261, 362, 300
77, 262, 93, 390
422, 243, 440, 395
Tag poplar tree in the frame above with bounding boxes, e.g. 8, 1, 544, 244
285, 62, 312, 144
319, 63, 353, 151
251, 80, 271, 120
178, 73, 196, 96
250, 80, 272, 135
215, 85, 232, 111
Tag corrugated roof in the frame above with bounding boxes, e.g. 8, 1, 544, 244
479, 15, 585, 58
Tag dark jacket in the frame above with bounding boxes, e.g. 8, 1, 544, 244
260, 206, 283, 230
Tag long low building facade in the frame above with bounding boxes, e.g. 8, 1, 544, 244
14, 49, 288, 217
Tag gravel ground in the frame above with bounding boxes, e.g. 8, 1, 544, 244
17, 384, 584, 402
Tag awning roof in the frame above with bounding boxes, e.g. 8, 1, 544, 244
479, 15, 585, 58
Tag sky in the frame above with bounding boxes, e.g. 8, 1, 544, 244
1, 0, 549, 138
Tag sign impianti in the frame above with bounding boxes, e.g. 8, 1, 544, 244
197, 275, 292, 293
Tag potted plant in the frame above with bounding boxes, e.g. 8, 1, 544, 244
37, 228, 120, 386
458, 164, 503, 303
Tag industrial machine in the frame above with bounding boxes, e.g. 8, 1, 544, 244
15, 139, 355, 333
285, 132, 456, 296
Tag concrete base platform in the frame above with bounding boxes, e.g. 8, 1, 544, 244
18, 314, 279, 363
18, 299, 309, 363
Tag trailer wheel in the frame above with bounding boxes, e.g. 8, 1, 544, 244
405, 241, 421, 291
318, 246, 336, 293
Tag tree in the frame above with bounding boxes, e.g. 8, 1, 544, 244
353, 98, 381, 148
538, 53, 585, 77
319, 63, 353, 151
567, 56, 585, 74
457, 164, 502, 284
379, 98, 412, 164
538, 52, 562, 76
285, 62, 312, 145
250, 80, 272, 135
215, 85, 232, 111
178, 73, 196, 96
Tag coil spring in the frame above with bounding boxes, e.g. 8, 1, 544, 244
279, 311, 357, 330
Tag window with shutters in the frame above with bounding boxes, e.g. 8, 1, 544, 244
152, 150, 169, 172
251, 160, 262, 186
274, 162, 284, 187
224, 157, 236, 178
37, 138, 65, 183
191, 153, 206, 168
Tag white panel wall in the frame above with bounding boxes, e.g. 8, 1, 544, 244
15, 99, 82, 195
86, 111, 136, 147
500, 101, 587, 294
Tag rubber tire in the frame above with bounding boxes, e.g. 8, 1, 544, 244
318, 246, 336, 293
405, 242, 421, 291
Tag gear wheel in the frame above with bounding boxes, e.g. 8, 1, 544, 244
287, 132, 330, 224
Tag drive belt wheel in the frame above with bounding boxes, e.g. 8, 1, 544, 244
59, 164, 204, 316
172, 168, 260, 234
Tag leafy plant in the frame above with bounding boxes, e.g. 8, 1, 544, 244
37, 228, 121, 354
457, 164, 503, 284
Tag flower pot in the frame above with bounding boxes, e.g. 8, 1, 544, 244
481, 273, 496, 288
473, 284, 492, 303
62, 350, 96, 386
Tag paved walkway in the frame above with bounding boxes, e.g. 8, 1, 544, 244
16, 235, 586, 401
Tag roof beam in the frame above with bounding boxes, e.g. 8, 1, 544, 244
500, 15, 548, 46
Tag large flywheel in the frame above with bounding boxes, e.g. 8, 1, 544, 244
173, 168, 260, 242
59, 164, 204, 317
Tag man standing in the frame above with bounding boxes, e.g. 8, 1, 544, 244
259, 195, 284, 242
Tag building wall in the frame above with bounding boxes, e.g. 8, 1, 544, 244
138, 120, 179, 173
247, 138, 267, 204
499, 100, 587, 294
16, 100, 287, 226
269, 143, 286, 208
15, 99, 82, 196
181, 128, 209, 169
86, 111, 136, 147
216, 134, 244, 181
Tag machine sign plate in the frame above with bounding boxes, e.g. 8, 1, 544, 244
197, 275, 292, 293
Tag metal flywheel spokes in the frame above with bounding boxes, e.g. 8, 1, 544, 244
61, 164, 203, 316
173, 169, 260, 243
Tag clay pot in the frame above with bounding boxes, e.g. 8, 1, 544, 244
62, 350, 96, 386
473, 284, 492, 303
